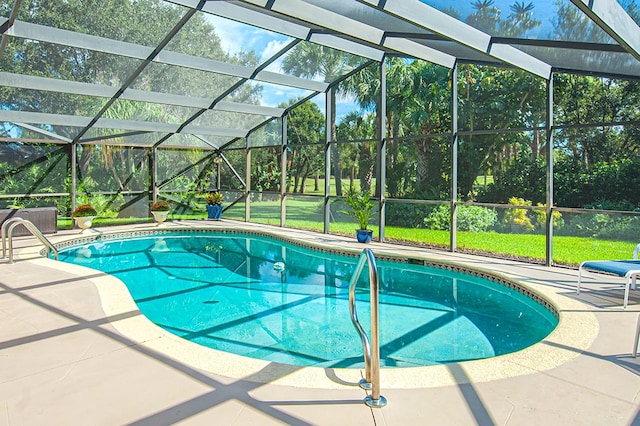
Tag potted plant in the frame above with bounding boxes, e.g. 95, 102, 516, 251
150, 200, 171, 225
205, 191, 223, 220
71, 204, 97, 233
342, 189, 376, 243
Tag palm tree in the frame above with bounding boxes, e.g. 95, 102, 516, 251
282, 43, 360, 196
342, 58, 451, 198
501, 2, 540, 37
339, 58, 415, 196
467, 0, 501, 33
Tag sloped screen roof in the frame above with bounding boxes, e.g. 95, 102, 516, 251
1, 0, 639, 150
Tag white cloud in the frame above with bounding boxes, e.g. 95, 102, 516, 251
205, 14, 292, 61
202, 14, 364, 120
207, 16, 248, 55
262, 39, 289, 60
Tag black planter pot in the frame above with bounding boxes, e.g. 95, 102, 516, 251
356, 229, 373, 243
206, 205, 222, 220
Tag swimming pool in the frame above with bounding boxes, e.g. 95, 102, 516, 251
56, 229, 558, 368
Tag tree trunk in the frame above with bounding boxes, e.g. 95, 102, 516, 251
78, 145, 93, 178
330, 93, 342, 196
358, 143, 374, 192
350, 164, 355, 190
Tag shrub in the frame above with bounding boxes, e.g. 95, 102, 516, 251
424, 204, 497, 232
386, 203, 429, 228
477, 155, 546, 205
531, 203, 564, 230
557, 210, 640, 241
503, 197, 534, 231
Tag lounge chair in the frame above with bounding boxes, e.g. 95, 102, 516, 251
577, 244, 640, 309
634, 314, 640, 358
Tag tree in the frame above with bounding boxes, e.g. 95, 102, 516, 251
466, 0, 501, 33
0, 0, 262, 214
282, 43, 364, 195
458, 62, 547, 199
282, 99, 325, 193
341, 58, 451, 198
501, 2, 540, 37
337, 112, 376, 191
552, 0, 610, 42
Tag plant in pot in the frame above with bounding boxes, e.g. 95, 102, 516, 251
343, 189, 376, 243
71, 204, 97, 233
150, 200, 171, 226
205, 191, 223, 220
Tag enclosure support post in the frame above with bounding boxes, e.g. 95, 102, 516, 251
150, 146, 158, 205
215, 156, 221, 192
450, 63, 459, 252
280, 115, 287, 227
324, 88, 333, 234
245, 147, 251, 222
377, 57, 387, 242
70, 142, 77, 213
545, 73, 554, 266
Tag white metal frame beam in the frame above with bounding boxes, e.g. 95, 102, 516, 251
0, 72, 284, 117
2, 19, 328, 92
570, 0, 640, 63
239, 0, 456, 68
359, 0, 552, 79
0, 110, 249, 138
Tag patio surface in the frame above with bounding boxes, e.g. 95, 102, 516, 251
1, 220, 640, 425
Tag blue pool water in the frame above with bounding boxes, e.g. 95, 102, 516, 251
57, 231, 558, 368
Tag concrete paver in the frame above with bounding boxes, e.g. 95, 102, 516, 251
1, 220, 640, 425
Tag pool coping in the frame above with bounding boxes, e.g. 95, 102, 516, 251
18, 222, 598, 390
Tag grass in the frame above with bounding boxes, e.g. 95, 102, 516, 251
474, 174, 494, 187
57, 197, 637, 267
297, 177, 378, 195
383, 229, 633, 266
298, 175, 493, 195
241, 199, 637, 266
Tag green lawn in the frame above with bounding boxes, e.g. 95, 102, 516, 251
383, 227, 634, 266
57, 197, 637, 267
297, 175, 493, 195
242, 198, 636, 266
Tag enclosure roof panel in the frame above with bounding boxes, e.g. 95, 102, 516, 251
1, 0, 640, 149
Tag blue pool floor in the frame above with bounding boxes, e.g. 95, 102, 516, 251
2, 220, 640, 425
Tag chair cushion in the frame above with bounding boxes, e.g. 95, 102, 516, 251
582, 260, 640, 277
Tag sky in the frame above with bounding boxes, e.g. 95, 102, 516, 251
205, 1, 563, 125
421, 0, 557, 38
206, 15, 361, 123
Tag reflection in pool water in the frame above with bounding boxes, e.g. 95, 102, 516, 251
58, 231, 558, 368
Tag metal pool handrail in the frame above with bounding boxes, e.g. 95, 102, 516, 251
1, 217, 58, 262
1, 217, 24, 258
348, 248, 387, 408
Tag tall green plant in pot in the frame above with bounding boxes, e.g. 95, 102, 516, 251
343, 189, 376, 243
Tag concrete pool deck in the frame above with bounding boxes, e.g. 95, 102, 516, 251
1, 220, 640, 425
